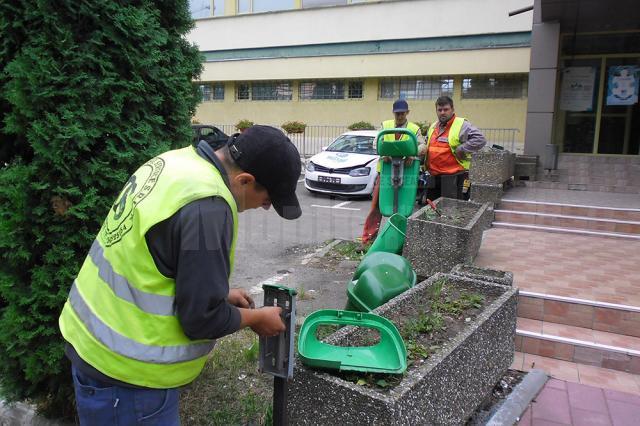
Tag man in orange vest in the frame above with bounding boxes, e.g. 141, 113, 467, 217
420, 96, 486, 200
360, 99, 420, 245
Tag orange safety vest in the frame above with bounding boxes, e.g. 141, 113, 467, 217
426, 115, 466, 176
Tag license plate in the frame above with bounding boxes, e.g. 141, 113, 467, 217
318, 175, 341, 184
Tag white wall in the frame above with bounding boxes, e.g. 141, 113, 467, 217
188, 0, 534, 51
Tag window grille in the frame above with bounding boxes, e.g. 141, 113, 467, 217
199, 83, 224, 101
462, 75, 528, 99
379, 77, 454, 99
236, 81, 292, 101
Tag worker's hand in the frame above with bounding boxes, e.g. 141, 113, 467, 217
228, 288, 255, 309
455, 147, 468, 160
404, 157, 414, 166
382, 156, 391, 163
251, 307, 286, 337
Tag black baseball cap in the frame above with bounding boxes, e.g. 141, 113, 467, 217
227, 125, 302, 220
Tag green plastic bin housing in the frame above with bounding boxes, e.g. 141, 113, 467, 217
297, 309, 407, 374
346, 252, 417, 312
366, 213, 407, 256
377, 129, 419, 218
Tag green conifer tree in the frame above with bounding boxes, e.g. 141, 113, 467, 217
0, 1, 202, 417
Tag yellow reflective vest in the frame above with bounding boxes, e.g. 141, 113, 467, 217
377, 120, 421, 172
426, 117, 471, 170
59, 146, 238, 388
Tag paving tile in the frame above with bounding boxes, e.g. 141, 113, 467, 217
543, 322, 594, 342
512, 351, 525, 370
524, 354, 580, 383
531, 420, 571, 426
518, 406, 532, 425
592, 330, 640, 352
547, 378, 567, 390
606, 399, 640, 426
567, 381, 608, 413
531, 386, 572, 424
570, 407, 612, 425
574, 346, 604, 367
519, 317, 544, 333
577, 364, 640, 394
604, 389, 640, 406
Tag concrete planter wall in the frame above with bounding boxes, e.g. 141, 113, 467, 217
469, 150, 515, 185
451, 263, 514, 287
403, 197, 491, 278
288, 273, 518, 425
470, 182, 504, 205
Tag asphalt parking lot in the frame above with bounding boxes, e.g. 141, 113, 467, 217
230, 179, 372, 312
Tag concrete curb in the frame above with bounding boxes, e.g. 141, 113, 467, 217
485, 369, 548, 426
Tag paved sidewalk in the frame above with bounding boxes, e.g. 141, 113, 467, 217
518, 378, 640, 425
476, 228, 640, 306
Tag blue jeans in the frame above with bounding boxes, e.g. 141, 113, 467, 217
72, 365, 180, 425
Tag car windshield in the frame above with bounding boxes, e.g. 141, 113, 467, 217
326, 135, 376, 155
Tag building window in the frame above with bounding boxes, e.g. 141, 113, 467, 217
302, 0, 365, 7
238, 0, 294, 13
379, 77, 454, 100
298, 80, 363, 100
462, 75, 528, 99
189, 0, 225, 18
236, 81, 292, 101
348, 81, 363, 99
199, 83, 225, 101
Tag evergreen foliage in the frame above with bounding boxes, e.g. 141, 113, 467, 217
0, 1, 202, 418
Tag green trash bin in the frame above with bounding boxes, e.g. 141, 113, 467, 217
346, 252, 417, 312
377, 129, 419, 218
366, 213, 407, 256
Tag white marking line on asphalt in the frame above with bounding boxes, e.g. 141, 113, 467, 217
310, 204, 361, 211
333, 201, 352, 208
297, 179, 305, 183
248, 272, 290, 295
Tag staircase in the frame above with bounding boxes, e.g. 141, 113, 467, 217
493, 199, 640, 240
516, 292, 640, 376
488, 198, 640, 387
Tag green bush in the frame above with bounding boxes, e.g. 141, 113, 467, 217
414, 121, 432, 136
281, 121, 307, 134
347, 121, 375, 131
236, 119, 254, 131
0, 1, 202, 419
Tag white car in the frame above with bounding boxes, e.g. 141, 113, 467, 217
305, 130, 379, 197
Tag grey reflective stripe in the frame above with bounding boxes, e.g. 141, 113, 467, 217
89, 239, 175, 316
69, 282, 216, 364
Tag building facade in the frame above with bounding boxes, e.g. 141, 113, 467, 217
187, 0, 533, 150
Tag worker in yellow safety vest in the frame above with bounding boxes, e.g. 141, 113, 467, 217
361, 99, 420, 245
59, 126, 301, 425
419, 96, 486, 201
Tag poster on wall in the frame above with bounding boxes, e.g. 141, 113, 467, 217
606, 66, 639, 106
559, 67, 596, 112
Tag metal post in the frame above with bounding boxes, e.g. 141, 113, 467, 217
273, 377, 289, 426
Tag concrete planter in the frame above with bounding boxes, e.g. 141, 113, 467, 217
404, 197, 491, 278
288, 273, 518, 425
469, 150, 515, 185
470, 182, 504, 205
451, 263, 514, 287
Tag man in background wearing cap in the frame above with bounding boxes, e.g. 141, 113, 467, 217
360, 99, 420, 245
59, 125, 301, 424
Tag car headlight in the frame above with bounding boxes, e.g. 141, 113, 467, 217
349, 167, 371, 177
306, 161, 315, 172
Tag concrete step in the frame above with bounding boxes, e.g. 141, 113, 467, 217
516, 318, 640, 375
517, 291, 640, 338
494, 210, 640, 234
492, 222, 640, 240
498, 199, 640, 221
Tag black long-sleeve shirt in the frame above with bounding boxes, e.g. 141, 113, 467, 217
66, 141, 240, 388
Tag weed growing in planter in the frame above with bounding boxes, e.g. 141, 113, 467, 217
328, 279, 490, 390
